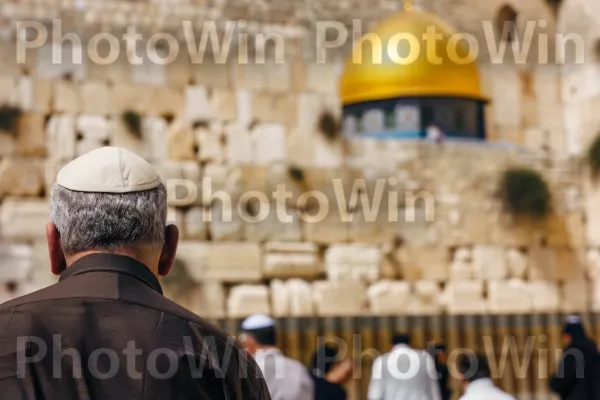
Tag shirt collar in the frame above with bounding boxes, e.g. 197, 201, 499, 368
60, 253, 163, 295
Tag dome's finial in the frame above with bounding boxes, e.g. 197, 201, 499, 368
403, 0, 414, 11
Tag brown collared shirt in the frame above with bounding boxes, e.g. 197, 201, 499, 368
0, 253, 271, 400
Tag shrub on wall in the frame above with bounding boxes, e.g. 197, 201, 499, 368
121, 110, 142, 138
587, 134, 600, 176
499, 167, 551, 219
0, 106, 22, 135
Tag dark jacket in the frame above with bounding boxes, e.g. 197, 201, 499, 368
0, 253, 270, 400
550, 336, 600, 400
435, 361, 451, 400
311, 373, 346, 400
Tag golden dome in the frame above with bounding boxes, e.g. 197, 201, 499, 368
339, 11, 486, 105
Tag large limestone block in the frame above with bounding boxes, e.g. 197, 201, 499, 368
168, 122, 196, 160
0, 198, 49, 240
287, 279, 314, 317
46, 115, 76, 162
76, 115, 109, 141
209, 205, 244, 241
0, 243, 33, 283
487, 280, 532, 314
587, 249, 600, 280
270, 279, 314, 317
413, 281, 442, 315
442, 282, 486, 315
244, 204, 303, 243
265, 62, 291, 92
176, 242, 262, 282
17, 113, 46, 157
184, 85, 212, 122
142, 117, 169, 163
367, 281, 411, 315
183, 208, 208, 240
227, 285, 270, 318
212, 89, 237, 121
225, 122, 252, 164
81, 82, 110, 115
263, 242, 321, 278
0, 158, 43, 196
313, 280, 367, 316
530, 281, 560, 312
529, 247, 582, 282
590, 280, 600, 312
187, 282, 226, 319
252, 92, 297, 125
196, 126, 224, 164
506, 248, 529, 279
397, 245, 448, 281
270, 280, 290, 317
325, 244, 381, 282
16, 76, 33, 111
472, 246, 507, 280
306, 63, 341, 94
302, 211, 349, 244
561, 280, 589, 313
192, 60, 230, 89
53, 81, 80, 113
251, 123, 286, 165
546, 213, 585, 248
112, 84, 152, 114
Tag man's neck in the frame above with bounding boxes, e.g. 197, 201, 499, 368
66, 250, 160, 277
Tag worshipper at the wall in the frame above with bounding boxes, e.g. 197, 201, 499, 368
549, 315, 600, 400
457, 352, 514, 400
427, 343, 451, 400
367, 333, 441, 400
240, 314, 314, 400
309, 345, 347, 400
0, 147, 270, 400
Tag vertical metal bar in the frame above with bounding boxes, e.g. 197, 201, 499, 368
377, 317, 392, 353
446, 314, 460, 400
358, 317, 376, 400
512, 314, 530, 399
341, 317, 358, 400
546, 313, 563, 381
303, 317, 319, 367
410, 315, 426, 350
530, 313, 547, 400
285, 317, 301, 361
495, 315, 515, 395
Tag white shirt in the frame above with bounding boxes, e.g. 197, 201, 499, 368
368, 344, 441, 400
459, 378, 515, 400
253, 348, 314, 400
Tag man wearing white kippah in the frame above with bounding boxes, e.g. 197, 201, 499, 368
0, 147, 270, 400
240, 314, 314, 400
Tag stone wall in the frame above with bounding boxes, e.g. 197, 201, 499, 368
0, 0, 594, 319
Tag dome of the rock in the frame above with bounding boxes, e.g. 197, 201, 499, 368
339, 10, 486, 106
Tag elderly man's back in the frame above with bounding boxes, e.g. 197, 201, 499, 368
0, 254, 268, 399
0, 147, 270, 400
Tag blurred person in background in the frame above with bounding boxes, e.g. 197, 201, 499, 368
310, 344, 352, 400
367, 333, 441, 400
550, 315, 600, 400
241, 314, 314, 400
457, 351, 513, 400
428, 343, 451, 400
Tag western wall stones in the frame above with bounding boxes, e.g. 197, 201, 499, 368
442, 281, 486, 315
367, 281, 412, 315
313, 280, 367, 316
263, 242, 321, 278
487, 280, 533, 314
530, 281, 561, 312
0, 198, 49, 240
227, 285, 271, 318
325, 244, 381, 282
0, 158, 43, 197
397, 245, 448, 281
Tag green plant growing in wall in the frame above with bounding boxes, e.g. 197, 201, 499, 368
0, 106, 22, 135
499, 167, 551, 219
122, 110, 142, 138
587, 134, 600, 177
318, 111, 341, 141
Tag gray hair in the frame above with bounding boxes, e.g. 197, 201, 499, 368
50, 183, 167, 255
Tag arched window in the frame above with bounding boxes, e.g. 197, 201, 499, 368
496, 5, 518, 43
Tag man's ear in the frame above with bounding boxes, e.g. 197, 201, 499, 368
47, 223, 67, 275
158, 225, 179, 277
